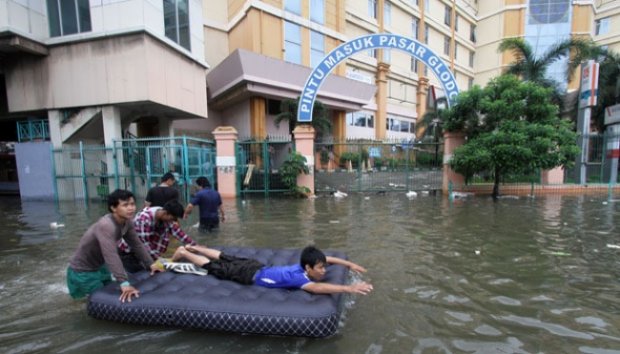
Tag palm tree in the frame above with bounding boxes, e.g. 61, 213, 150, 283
416, 110, 444, 143
498, 37, 601, 112
274, 98, 331, 138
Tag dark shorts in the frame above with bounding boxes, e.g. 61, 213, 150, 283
202, 253, 264, 285
199, 217, 219, 232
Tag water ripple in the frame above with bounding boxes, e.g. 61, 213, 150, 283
497, 314, 594, 340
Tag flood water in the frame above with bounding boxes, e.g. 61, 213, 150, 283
1, 193, 620, 354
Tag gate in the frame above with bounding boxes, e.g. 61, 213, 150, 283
314, 139, 443, 193
52, 136, 215, 202
236, 136, 293, 196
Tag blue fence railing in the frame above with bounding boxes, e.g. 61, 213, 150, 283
17, 120, 50, 142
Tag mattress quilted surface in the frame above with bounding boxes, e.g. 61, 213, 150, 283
87, 246, 349, 337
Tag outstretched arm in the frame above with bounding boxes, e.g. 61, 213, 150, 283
302, 281, 373, 295
326, 256, 367, 273
183, 203, 194, 219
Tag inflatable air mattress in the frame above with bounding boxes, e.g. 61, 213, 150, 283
87, 246, 350, 337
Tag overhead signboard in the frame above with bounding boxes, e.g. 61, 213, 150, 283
298, 33, 459, 122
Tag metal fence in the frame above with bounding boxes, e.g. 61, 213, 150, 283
52, 136, 215, 202
314, 138, 443, 193
451, 132, 620, 198
236, 135, 294, 196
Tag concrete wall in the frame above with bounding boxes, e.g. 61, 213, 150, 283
0, 0, 47, 39
5, 33, 207, 117
15, 142, 54, 200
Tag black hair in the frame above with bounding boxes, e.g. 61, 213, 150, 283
162, 200, 184, 220
108, 189, 135, 212
161, 172, 175, 183
300, 246, 326, 269
195, 176, 211, 188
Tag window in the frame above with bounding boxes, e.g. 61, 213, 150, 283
469, 51, 474, 67
455, 14, 459, 31
443, 36, 450, 56
347, 112, 374, 128
383, 48, 391, 63
411, 57, 419, 72
384, 1, 392, 26
468, 77, 474, 89
368, 48, 377, 58
424, 25, 429, 44
47, 0, 91, 37
368, 0, 377, 19
311, 31, 325, 67
454, 44, 458, 60
529, 0, 570, 24
310, 0, 325, 24
164, 0, 190, 50
386, 117, 413, 133
595, 18, 610, 35
470, 24, 476, 42
425, 0, 430, 11
444, 5, 451, 26
284, 21, 302, 64
400, 120, 411, 132
412, 18, 419, 39
285, 0, 301, 15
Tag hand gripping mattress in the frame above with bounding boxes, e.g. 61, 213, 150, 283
87, 246, 350, 337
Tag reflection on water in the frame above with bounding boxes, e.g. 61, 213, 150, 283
1, 194, 620, 353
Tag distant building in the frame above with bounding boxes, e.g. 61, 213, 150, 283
1, 1, 619, 196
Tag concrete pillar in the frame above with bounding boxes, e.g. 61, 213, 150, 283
103, 106, 123, 191
213, 126, 238, 198
442, 131, 465, 193
103, 106, 122, 146
415, 77, 429, 139
48, 110, 63, 148
376, 62, 390, 140
332, 110, 346, 166
293, 125, 316, 195
158, 116, 173, 138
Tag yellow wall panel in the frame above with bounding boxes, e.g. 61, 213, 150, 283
229, 18, 252, 52
572, 5, 592, 33
503, 9, 524, 37
228, 0, 245, 22
260, 13, 284, 59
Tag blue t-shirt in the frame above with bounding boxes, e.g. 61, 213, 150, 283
190, 188, 222, 220
254, 264, 311, 289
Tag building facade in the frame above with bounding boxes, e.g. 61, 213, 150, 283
1, 0, 619, 197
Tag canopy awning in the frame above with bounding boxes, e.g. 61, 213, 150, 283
206, 49, 376, 111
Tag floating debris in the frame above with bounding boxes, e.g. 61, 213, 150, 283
50, 222, 65, 229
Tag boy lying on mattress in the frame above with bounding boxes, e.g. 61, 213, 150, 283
168, 245, 373, 295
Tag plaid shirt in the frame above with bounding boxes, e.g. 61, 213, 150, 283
118, 207, 196, 259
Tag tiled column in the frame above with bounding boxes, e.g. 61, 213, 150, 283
293, 125, 316, 195
213, 126, 238, 198
541, 167, 564, 184
442, 131, 465, 193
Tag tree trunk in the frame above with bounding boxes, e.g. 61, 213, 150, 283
492, 168, 500, 200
